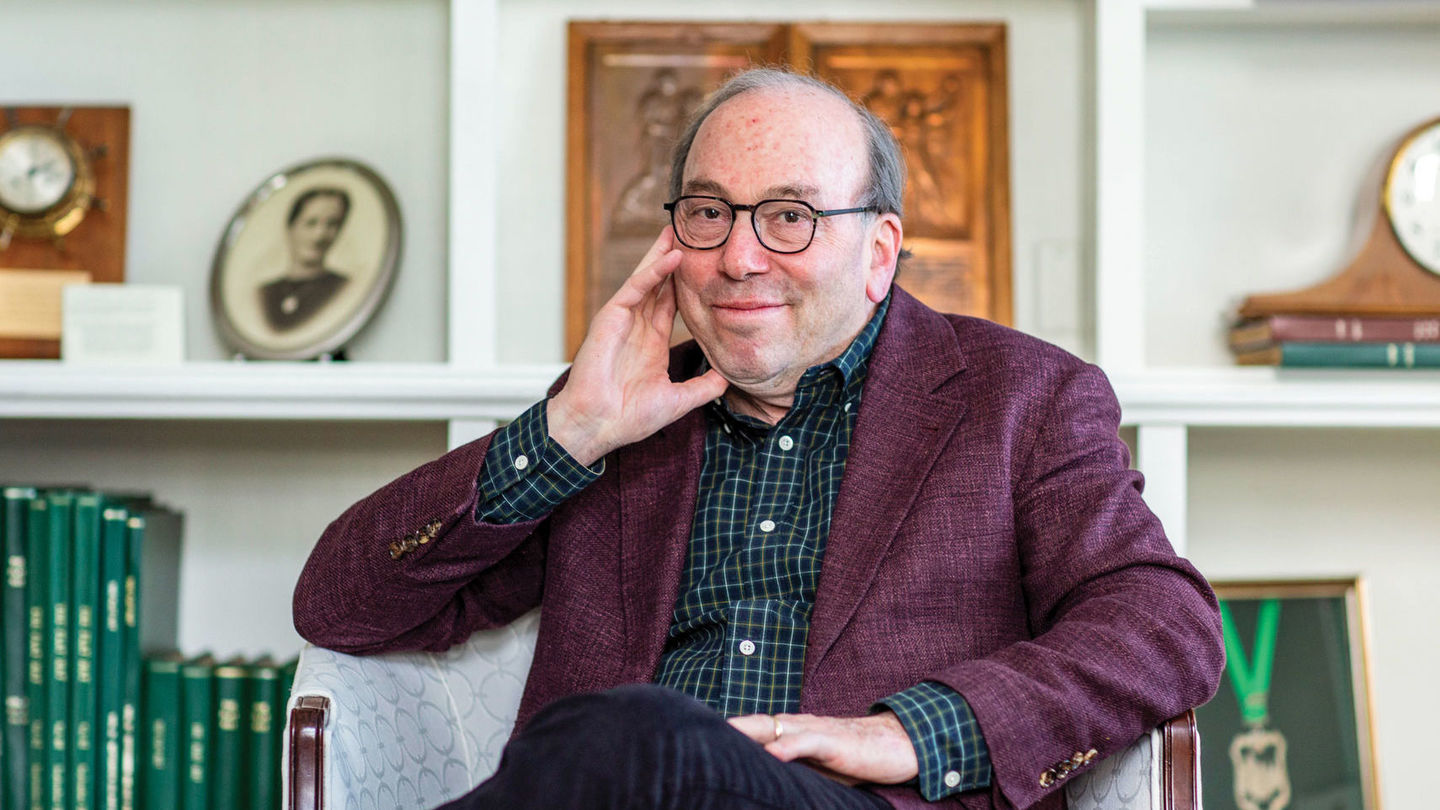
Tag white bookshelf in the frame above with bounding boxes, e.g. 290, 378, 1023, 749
2, 2, 1433, 802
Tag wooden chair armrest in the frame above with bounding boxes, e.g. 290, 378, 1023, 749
286, 695, 328, 810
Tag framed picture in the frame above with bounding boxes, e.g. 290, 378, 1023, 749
1198, 578, 1381, 810
565, 21, 1010, 358
209, 158, 401, 360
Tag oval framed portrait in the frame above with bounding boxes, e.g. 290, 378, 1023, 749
209, 157, 402, 360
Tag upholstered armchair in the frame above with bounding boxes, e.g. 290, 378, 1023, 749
283, 610, 1200, 810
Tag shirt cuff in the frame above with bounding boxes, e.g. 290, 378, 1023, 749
475, 399, 604, 524
876, 681, 992, 800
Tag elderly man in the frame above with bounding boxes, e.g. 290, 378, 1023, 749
293, 68, 1223, 810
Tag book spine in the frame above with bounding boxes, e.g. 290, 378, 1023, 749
1267, 314, 1440, 343
118, 517, 142, 810
211, 665, 247, 810
70, 495, 102, 810
139, 659, 180, 810
179, 660, 213, 810
1278, 342, 1440, 368
245, 663, 279, 810
4, 488, 37, 810
25, 499, 49, 810
45, 493, 74, 810
96, 509, 128, 810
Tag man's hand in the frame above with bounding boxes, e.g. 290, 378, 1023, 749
727, 710, 919, 786
547, 228, 727, 466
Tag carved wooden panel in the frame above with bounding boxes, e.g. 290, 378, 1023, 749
566, 21, 1010, 358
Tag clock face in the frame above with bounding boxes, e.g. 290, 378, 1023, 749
0, 126, 78, 215
1385, 120, 1440, 277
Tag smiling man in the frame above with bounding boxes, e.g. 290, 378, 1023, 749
294, 69, 1224, 810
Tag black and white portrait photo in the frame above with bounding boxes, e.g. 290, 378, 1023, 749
210, 158, 401, 360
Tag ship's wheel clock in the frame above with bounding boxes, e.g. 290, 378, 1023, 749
0, 105, 130, 358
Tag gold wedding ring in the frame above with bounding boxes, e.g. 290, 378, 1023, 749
773, 715, 784, 741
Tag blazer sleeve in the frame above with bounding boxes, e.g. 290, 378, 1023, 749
291, 430, 552, 655
932, 360, 1225, 810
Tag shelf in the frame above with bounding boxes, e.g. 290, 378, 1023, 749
1114, 367, 1440, 427
1146, 0, 1440, 26
0, 362, 564, 421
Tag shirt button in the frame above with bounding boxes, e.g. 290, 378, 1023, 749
778, 435, 794, 451
739, 640, 756, 655
513, 454, 529, 471
944, 771, 962, 789
759, 519, 776, 533
843, 402, 852, 412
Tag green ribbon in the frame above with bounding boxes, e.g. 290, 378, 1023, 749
1219, 599, 1281, 726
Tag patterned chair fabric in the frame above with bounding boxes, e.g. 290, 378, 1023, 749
283, 611, 1198, 810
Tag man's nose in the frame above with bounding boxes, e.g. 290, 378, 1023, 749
719, 211, 770, 280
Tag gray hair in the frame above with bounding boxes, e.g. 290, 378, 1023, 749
667, 68, 906, 219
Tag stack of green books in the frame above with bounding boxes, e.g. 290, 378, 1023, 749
140, 653, 298, 810
1, 487, 181, 810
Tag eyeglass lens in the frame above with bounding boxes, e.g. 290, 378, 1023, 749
671, 197, 816, 253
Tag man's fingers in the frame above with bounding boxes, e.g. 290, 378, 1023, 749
727, 714, 774, 743
674, 369, 728, 410
610, 229, 682, 309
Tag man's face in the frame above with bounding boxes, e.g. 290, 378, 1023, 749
673, 87, 899, 396
287, 195, 346, 269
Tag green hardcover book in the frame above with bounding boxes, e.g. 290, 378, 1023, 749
1235, 340, 1440, 368
138, 655, 182, 810
4, 487, 37, 810
179, 656, 214, 810
70, 494, 103, 810
96, 507, 128, 810
211, 661, 247, 810
244, 659, 280, 810
25, 498, 49, 810
118, 507, 168, 807
46, 492, 75, 810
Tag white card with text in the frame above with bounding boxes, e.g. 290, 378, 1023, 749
62, 284, 185, 365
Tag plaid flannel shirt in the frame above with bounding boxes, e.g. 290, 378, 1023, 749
476, 297, 991, 799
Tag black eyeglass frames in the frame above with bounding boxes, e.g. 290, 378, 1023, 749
663, 195, 878, 254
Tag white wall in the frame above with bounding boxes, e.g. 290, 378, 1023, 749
494, 0, 1093, 362
1145, 19, 1440, 367
0, 0, 450, 363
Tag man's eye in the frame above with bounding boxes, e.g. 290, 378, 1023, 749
780, 210, 805, 224
698, 207, 724, 220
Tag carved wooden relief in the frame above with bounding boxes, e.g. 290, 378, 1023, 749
567, 21, 1010, 357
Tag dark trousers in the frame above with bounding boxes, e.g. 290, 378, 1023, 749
438, 684, 896, 810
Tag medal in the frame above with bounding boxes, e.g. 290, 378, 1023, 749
1220, 599, 1290, 810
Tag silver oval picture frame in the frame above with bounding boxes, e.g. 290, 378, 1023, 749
210, 157, 402, 360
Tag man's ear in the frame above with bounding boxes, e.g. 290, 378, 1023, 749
865, 213, 902, 303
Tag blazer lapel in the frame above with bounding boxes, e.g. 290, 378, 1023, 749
617, 404, 707, 683
804, 288, 969, 687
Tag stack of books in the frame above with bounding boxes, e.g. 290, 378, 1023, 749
1229, 314, 1440, 368
140, 653, 298, 810
2, 486, 297, 810
3, 488, 178, 810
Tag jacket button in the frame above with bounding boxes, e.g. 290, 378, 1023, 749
1071, 752, 1086, 767
389, 542, 404, 560
1039, 771, 1054, 788
1085, 749, 1098, 764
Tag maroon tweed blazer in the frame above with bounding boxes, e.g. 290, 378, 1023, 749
294, 287, 1224, 810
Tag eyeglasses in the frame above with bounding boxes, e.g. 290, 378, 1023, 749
663, 195, 877, 254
